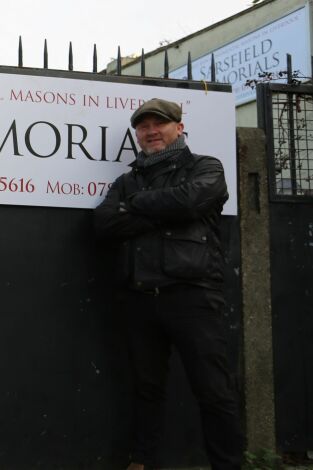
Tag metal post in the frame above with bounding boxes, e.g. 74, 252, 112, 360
211, 53, 216, 82
164, 49, 169, 78
286, 53, 298, 195
43, 39, 48, 69
287, 53, 292, 85
93, 44, 97, 73
140, 49, 145, 77
187, 52, 192, 80
256, 83, 267, 130
116, 46, 121, 76
18, 36, 23, 67
68, 42, 73, 71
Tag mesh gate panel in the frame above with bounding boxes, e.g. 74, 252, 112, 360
272, 91, 313, 196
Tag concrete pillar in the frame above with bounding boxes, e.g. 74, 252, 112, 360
237, 127, 276, 452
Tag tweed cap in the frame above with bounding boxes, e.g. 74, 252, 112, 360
131, 98, 182, 128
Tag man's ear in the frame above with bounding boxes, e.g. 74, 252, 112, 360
177, 122, 184, 135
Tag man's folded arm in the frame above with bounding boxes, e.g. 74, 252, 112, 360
127, 157, 229, 221
94, 183, 155, 239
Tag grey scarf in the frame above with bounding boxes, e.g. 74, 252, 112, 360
136, 134, 186, 168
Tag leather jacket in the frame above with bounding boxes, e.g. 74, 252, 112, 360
94, 146, 229, 291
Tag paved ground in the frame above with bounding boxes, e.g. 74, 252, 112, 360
160, 465, 313, 470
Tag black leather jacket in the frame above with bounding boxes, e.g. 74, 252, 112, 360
94, 146, 229, 291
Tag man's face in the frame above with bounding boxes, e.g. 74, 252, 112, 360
135, 114, 184, 155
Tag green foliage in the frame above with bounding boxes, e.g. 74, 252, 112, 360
243, 449, 283, 470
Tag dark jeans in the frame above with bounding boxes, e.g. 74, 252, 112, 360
118, 284, 242, 470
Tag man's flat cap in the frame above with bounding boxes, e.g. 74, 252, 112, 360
131, 98, 182, 128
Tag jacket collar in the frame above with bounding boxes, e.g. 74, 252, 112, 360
130, 146, 194, 172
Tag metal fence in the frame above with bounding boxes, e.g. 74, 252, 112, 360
15, 38, 313, 202
257, 55, 313, 202
272, 89, 313, 196
16, 36, 217, 81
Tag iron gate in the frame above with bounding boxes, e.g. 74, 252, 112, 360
257, 78, 313, 455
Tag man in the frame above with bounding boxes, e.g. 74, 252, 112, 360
94, 98, 242, 470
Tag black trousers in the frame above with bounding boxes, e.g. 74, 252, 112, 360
118, 284, 242, 470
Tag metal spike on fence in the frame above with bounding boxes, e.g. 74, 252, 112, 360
141, 49, 145, 77
117, 46, 121, 75
93, 44, 97, 73
211, 53, 216, 82
286, 53, 292, 84
68, 42, 73, 71
43, 39, 48, 69
187, 52, 192, 80
164, 49, 169, 78
18, 36, 23, 67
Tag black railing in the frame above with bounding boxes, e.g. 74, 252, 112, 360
257, 54, 313, 201
11, 37, 313, 202
14, 35, 218, 82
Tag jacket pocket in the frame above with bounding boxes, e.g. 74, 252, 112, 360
161, 229, 209, 279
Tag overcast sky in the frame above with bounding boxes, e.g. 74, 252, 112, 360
0, 0, 252, 72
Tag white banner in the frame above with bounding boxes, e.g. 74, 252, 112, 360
170, 6, 310, 105
0, 72, 237, 215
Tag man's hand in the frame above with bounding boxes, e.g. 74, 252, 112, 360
119, 202, 128, 213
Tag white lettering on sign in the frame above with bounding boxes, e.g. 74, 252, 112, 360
170, 6, 310, 105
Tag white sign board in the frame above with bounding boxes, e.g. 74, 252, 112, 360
0, 72, 237, 215
170, 6, 310, 105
